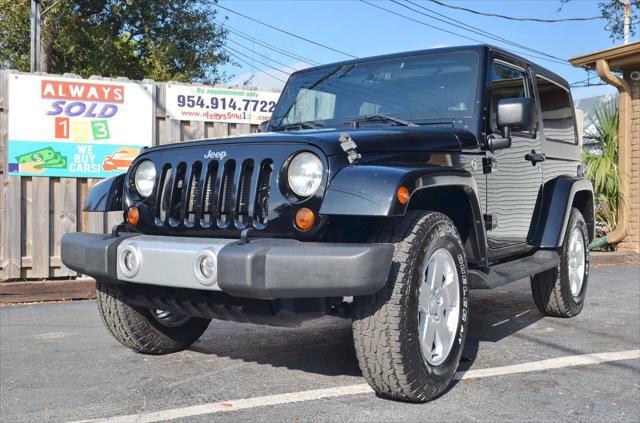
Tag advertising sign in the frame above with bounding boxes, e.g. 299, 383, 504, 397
7, 74, 153, 178
166, 84, 280, 125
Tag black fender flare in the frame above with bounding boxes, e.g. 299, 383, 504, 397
527, 175, 595, 248
320, 165, 488, 266
319, 165, 479, 216
83, 174, 125, 212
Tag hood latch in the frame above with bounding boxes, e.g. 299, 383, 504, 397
338, 132, 361, 164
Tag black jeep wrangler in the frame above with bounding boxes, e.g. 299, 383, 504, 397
62, 45, 594, 402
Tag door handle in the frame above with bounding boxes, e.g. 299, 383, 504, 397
525, 150, 546, 166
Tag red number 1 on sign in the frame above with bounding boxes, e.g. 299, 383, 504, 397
55, 117, 69, 139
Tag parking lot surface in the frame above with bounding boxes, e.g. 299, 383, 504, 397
1, 264, 639, 422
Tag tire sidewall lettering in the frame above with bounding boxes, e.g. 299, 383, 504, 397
456, 252, 468, 346
412, 221, 469, 379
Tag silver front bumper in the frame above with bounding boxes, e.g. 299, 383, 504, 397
116, 236, 235, 290
62, 232, 394, 299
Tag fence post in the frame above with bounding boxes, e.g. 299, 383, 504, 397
56, 177, 77, 276
31, 176, 50, 278
1, 71, 22, 280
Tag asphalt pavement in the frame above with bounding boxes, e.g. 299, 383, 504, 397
1, 264, 639, 422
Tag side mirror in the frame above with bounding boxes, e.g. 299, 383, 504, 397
258, 120, 270, 133
497, 97, 536, 131
488, 97, 537, 151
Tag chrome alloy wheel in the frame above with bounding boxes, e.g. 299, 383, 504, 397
568, 227, 586, 298
418, 248, 460, 366
151, 309, 191, 327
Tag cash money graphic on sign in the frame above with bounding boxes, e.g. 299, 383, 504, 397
6, 74, 153, 177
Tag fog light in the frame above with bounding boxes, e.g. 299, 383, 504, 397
123, 250, 138, 272
193, 250, 217, 286
199, 255, 215, 279
118, 245, 141, 278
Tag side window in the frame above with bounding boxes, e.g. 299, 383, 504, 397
536, 76, 577, 144
489, 61, 529, 134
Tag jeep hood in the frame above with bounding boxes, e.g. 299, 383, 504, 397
147, 125, 478, 156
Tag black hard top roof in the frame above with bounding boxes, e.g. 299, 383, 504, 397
292, 44, 570, 89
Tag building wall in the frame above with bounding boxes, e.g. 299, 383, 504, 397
618, 69, 640, 253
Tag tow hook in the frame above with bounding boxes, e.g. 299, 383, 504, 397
239, 228, 253, 245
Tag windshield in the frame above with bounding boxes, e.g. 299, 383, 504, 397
270, 51, 479, 129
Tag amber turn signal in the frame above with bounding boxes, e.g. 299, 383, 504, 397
397, 186, 410, 205
295, 208, 315, 231
127, 206, 140, 225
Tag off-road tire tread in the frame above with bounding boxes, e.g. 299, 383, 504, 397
531, 208, 589, 317
96, 281, 209, 354
353, 211, 464, 402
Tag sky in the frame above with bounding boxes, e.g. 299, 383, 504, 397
214, 0, 638, 100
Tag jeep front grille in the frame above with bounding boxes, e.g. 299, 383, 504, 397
154, 158, 273, 229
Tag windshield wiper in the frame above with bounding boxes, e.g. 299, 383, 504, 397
343, 114, 418, 128
271, 121, 325, 131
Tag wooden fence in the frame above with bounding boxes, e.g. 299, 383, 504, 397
0, 71, 259, 281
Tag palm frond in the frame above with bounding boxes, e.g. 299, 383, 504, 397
583, 100, 619, 233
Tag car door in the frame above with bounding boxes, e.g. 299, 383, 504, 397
485, 59, 543, 253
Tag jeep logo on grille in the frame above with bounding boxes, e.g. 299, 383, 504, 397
203, 150, 227, 160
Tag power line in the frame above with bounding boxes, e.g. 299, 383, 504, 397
402, 0, 568, 64
571, 82, 608, 87
227, 38, 301, 73
210, 2, 358, 58
428, 0, 603, 22
361, 1, 573, 67
570, 76, 596, 86
391, 0, 569, 65
569, 69, 607, 87
225, 25, 321, 66
360, 1, 486, 45
221, 47, 288, 83
570, 75, 607, 87
224, 45, 291, 76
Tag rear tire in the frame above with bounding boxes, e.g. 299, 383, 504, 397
530, 208, 590, 317
96, 281, 211, 354
352, 211, 469, 402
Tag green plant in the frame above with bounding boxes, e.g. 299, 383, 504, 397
0, 0, 229, 84
583, 100, 620, 236
560, 1, 640, 41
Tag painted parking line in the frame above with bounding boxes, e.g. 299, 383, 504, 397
75, 349, 640, 423
454, 349, 639, 380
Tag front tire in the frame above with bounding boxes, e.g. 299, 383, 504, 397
96, 281, 211, 354
352, 211, 469, 402
530, 207, 590, 317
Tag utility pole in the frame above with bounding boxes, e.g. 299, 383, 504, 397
30, 0, 42, 72
30, 0, 62, 72
623, 0, 631, 45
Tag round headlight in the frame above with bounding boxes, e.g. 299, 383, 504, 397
134, 160, 156, 197
287, 152, 323, 197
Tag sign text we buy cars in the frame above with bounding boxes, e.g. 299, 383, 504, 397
6, 74, 153, 178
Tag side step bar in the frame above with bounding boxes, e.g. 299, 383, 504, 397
469, 250, 560, 289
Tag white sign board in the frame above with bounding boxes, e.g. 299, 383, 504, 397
165, 84, 280, 125
7, 74, 153, 178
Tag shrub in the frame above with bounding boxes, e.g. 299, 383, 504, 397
583, 100, 620, 242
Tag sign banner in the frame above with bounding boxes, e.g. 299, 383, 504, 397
166, 84, 280, 125
7, 74, 153, 178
